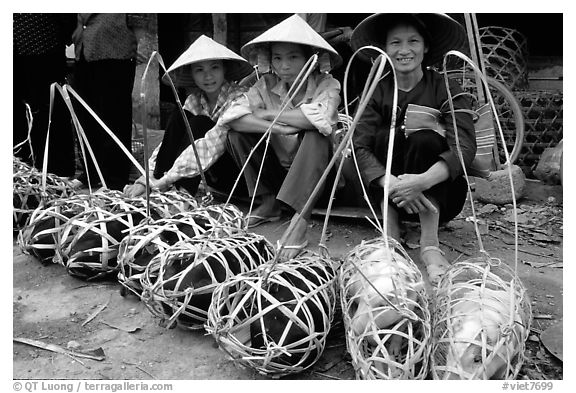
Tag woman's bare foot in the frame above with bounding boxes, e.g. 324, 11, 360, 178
420, 245, 450, 286
277, 214, 308, 261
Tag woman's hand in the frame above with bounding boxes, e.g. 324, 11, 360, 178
123, 181, 146, 198
390, 173, 427, 203
123, 176, 171, 198
149, 176, 171, 192
397, 194, 438, 215
389, 173, 437, 214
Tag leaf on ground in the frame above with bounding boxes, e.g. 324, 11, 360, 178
530, 232, 562, 243
100, 320, 142, 333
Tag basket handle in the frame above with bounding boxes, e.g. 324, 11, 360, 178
441, 50, 519, 272
317, 46, 394, 253
44, 83, 108, 193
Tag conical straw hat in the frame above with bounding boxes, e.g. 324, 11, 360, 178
241, 14, 342, 70
163, 35, 253, 87
350, 13, 467, 67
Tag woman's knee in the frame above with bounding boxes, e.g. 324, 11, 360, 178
406, 130, 446, 153
300, 131, 331, 158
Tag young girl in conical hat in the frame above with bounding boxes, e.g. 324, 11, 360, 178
124, 35, 253, 198
223, 14, 343, 260
350, 14, 477, 286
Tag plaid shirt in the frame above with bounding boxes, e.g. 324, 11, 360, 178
221, 72, 341, 168
149, 81, 247, 183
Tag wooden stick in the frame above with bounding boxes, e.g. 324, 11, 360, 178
13, 337, 106, 361
81, 295, 112, 327
123, 361, 158, 379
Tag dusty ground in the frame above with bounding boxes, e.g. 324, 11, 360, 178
12, 179, 563, 381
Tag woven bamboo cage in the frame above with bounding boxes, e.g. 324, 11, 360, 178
205, 252, 337, 377
57, 195, 148, 280
515, 90, 563, 170
18, 193, 97, 264
430, 256, 532, 380
479, 26, 529, 90
339, 237, 430, 380
117, 204, 245, 297
13, 158, 76, 231
140, 232, 274, 330
137, 189, 200, 219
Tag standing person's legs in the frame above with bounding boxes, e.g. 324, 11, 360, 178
71, 57, 103, 187
95, 59, 136, 190
42, 52, 76, 177
13, 52, 75, 176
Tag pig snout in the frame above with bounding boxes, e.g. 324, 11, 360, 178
444, 316, 512, 380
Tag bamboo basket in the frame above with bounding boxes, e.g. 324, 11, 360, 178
18, 193, 97, 264
137, 189, 200, 219
515, 90, 563, 170
140, 232, 274, 330
205, 252, 337, 377
13, 158, 76, 231
56, 194, 148, 280
339, 237, 431, 379
431, 50, 533, 380
430, 257, 532, 380
117, 204, 245, 297
479, 26, 529, 90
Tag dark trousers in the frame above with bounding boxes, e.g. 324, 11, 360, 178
370, 129, 468, 223
13, 52, 76, 177
227, 130, 332, 213
154, 109, 247, 197
72, 57, 135, 190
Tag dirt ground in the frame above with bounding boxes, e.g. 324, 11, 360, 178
12, 179, 563, 381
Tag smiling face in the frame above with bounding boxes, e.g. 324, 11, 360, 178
270, 42, 308, 84
191, 60, 226, 95
384, 24, 428, 76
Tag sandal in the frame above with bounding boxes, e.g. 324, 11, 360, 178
246, 214, 282, 228
420, 245, 450, 286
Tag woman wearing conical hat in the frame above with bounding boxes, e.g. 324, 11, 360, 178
350, 14, 477, 286
223, 14, 342, 260
124, 35, 253, 198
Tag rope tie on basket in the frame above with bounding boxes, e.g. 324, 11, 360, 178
262, 341, 292, 366
442, 50, 520, 275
